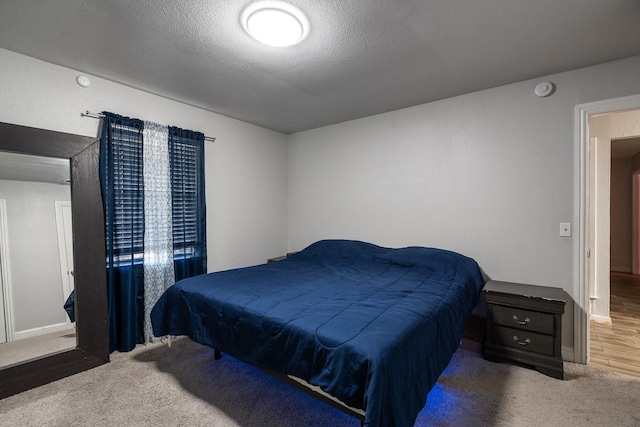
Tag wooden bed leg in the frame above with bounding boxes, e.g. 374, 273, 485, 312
214, 349, 221, 360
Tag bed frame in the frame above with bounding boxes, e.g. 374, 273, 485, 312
173, 327, 484, 426
153, 241, 485, 426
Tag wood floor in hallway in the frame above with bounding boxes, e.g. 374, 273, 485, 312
589, 272, 640, 378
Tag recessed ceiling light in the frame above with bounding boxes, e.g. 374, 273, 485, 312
241, 1, 309, 47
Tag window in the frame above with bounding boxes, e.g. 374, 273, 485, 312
101, 118, 206, 266
100, 111, 207, 352
169, 127, 206, 261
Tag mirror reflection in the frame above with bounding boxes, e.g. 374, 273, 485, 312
0, 151, 76, 368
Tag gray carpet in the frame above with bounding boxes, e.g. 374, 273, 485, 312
1, 337, 639, 427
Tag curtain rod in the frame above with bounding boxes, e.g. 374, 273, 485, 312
81, 111, 216, 143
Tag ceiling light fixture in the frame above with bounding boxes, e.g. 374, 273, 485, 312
241, 1, 309, 47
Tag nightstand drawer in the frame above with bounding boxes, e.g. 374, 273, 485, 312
492, 325, 554, 356
491, 305, 554, 335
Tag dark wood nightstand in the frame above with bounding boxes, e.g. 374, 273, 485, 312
483, 280, 568, 379
267, 252, 298, 263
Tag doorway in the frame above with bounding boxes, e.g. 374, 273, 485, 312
580, 100, 640, 370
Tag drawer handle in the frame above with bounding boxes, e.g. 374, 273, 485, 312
513, 336, 531, 346
512, 315, 530, 325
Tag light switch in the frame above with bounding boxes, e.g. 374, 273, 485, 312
559, 222, 571, 237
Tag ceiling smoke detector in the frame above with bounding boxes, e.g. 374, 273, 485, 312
534, 81, 555, 97
241, 1, 309, 47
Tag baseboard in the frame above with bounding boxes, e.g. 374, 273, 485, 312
14, 322, 72, 341
589, 314, 612, 325
611, 266, 631, 273
562, 346, 575, 363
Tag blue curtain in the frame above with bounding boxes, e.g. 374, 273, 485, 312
99, 112, 207, 352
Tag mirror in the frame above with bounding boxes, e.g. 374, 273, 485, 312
0, 122, 108, 399
0, 151, 76, 368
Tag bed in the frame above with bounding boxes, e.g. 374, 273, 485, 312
151, 239, 485, 426
64, 290, 75, 323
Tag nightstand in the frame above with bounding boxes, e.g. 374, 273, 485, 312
267, 252, 298, 263
483, 280, 568, 379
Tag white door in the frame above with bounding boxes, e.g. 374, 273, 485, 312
55, 201, 74, 322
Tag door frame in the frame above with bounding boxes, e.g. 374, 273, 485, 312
575, 93, 640, 364
55, 200, 74, 324
633, 171, 640, 275
0, 199, 14, 342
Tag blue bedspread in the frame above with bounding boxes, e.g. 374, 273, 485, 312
151, 240, 485, 426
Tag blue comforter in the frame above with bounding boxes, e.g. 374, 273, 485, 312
151, 240, 485, 426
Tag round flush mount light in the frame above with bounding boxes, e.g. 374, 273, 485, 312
241, 1, 309, 47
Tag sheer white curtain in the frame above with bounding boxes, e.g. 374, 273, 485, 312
142, 121, 175, 343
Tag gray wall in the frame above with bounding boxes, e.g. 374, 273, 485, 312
0, 180, 70, 332
287, 56, 640, 290
287, 55, 640, 359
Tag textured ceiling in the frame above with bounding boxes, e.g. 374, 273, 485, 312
1, 0, 640, 134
